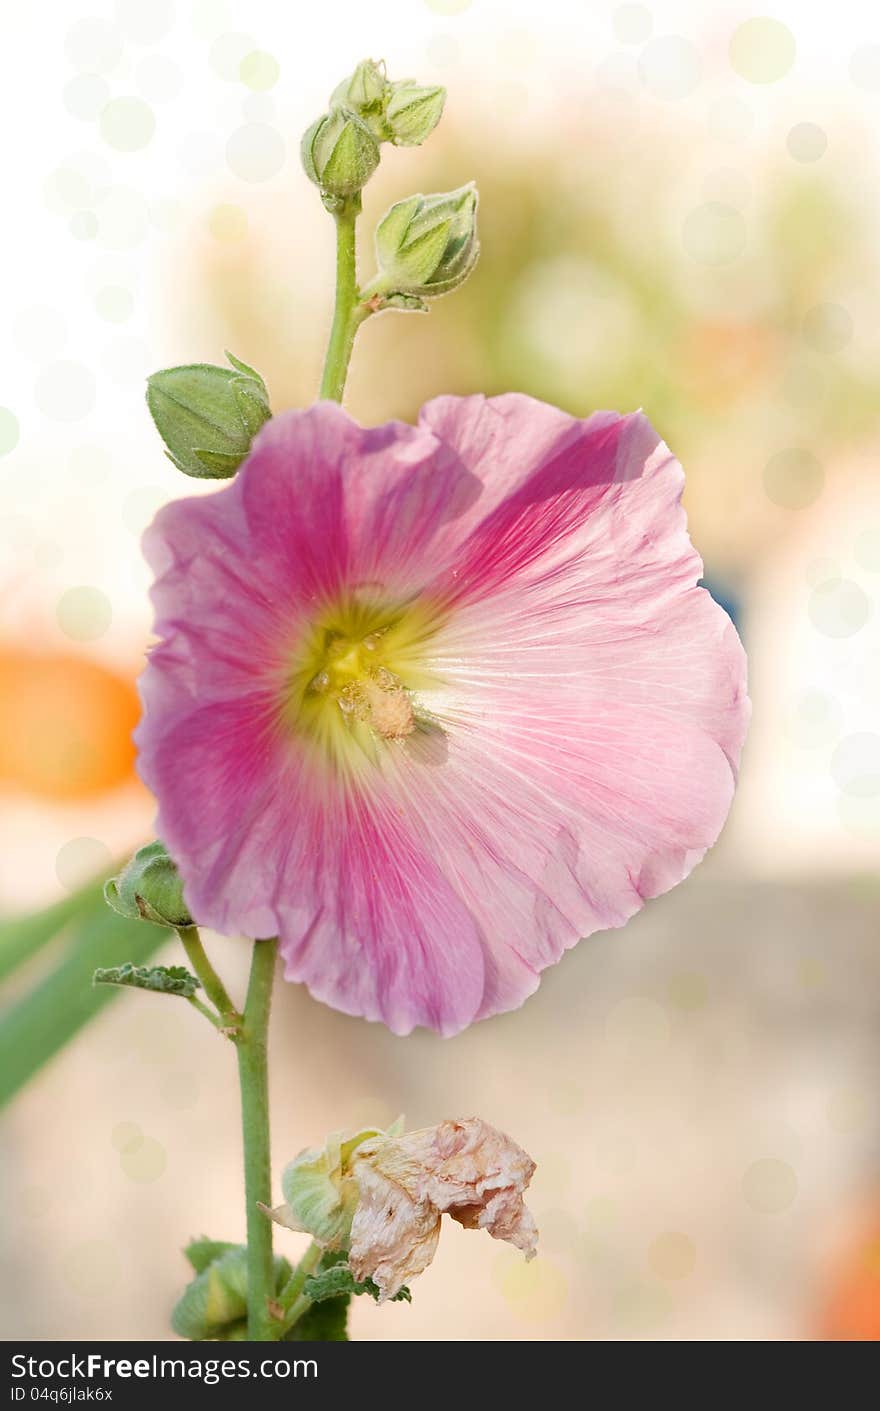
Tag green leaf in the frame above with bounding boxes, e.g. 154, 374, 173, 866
0, 901, 169, 1110
172, 1245, 293, 1341
93, 963, 200, 998
212, 1321, 249, 1341
171, 1249, 249, 1341
0, 873, 107, 985
303, 1262, 411, 1304
284, 1295, 350, 1342
184, 1238, 241, 1275
283, 1250, 349, 1342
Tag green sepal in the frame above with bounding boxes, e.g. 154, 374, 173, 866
192, 448, 247, 476
224, 350, 267, 385
372, 193, 420, 255
277, 1125, 386, 1249
232, 381, 271, 438
92, 963, 200, 998
378, 293, 429, 313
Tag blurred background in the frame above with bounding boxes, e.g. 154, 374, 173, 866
2, 0, 880, 1341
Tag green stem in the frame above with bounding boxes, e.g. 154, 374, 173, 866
178, 926, 240, 1026
186, 994, 226, 1030
279, 1290, 313, 1337
273, 1241, 322, 1334
319, 196, 371, 402
236, 936, 279, 1341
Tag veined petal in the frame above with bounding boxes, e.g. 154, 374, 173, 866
136, 397, 749, 1034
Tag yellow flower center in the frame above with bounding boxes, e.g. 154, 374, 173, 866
281, 595, 443, 769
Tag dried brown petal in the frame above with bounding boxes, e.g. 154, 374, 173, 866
349, 1117, 537, 1300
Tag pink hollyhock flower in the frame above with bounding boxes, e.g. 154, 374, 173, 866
136, 395, 748, 1035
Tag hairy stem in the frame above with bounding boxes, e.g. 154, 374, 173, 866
178, 925, 240, 1026
185, 994, 227, 1030
273, 1241, 323, 1335
319, 196, 371, 402
236, 937, 279, 1340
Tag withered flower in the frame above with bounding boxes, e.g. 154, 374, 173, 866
348, 1117, 538, 1301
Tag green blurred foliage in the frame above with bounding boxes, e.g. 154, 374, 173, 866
0, 883, 168, 1109
195, 115, 880, 575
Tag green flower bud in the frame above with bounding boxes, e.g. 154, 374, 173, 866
104, 840, 192, 929
146, 351, 271, 480
171, 1245, 292, 1342
264, 1119, 403, 1251
384, 80, 446, 147
329, 59, 387, 116
368, 184, 479, 305
301, 109, 380, 199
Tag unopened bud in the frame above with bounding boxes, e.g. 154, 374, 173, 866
146, 351, 270, 480
330, 59, 387, 116
104, 840, 192, 929
320, 62, 445, 150
367, 184, 479, 306
301, 109, 380, 199
384, 80, 445, 147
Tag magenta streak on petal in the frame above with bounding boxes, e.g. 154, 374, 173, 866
135, 397, 750, 1035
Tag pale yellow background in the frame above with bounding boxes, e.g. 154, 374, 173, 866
2, 0, 880, 1341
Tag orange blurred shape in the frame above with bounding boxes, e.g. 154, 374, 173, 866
817, 1217, 880, 1341
0, 647, 140, 799
679, 321, 778, 408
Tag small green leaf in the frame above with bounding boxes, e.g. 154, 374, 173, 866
303, 1263, 411, 1304
93, 963, 200, 997
283, 1250, 350, 1342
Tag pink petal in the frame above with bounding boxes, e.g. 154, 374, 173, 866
136, 398, 749, 1034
